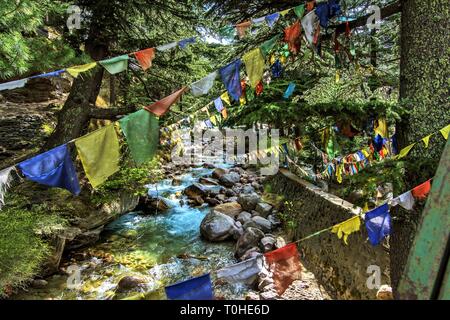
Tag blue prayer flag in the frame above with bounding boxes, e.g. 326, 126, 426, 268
373, 134, 384, 152
283, 82, 296, 99
214, 97, 224, 113
271, 59, 283, 78
30, 69, 65, 79
204, 119, 213, 128
265, 13, 280, 28
179, 37, 196, 49
165, 274, 214, 300
219, 60, 242, 102
365, 204, 391, 246
18, 144, 81, 195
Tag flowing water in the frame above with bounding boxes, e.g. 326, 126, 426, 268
14, 164, 251, 300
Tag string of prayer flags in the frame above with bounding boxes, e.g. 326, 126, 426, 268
75, 125, 120, 188
216, 255, 264, 285
284, 21, 302, 55
119, 110, 159, 165
145, 87, 187, 117
191, 72, 217, 97
265, 13, 280, 28
0, 79, 28, 91
178, 37, 196, 49
0, 167, 15, 209
236, 21, 252, 39
264, 243, 302, 295
411, 179, 431, 200
156, 41, 178, 52
283, 82, 296, 99
242, 48, 265, 88
165, 274, 214, 300
219, 60, 242, 101
302, 10, 319, 45
294, 4, 305, 18
214, 97, 224, 113
364, 204, 391, 246
66, 62, 97, 78
100, 55, 129, 75
134, 48, 156, 71
260, 35, 280, 58
17, 144, 80, 195
220, 92, 231, 106
440, 124, 450, 140
331, 215, 361, 245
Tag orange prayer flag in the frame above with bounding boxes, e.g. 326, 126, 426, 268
236, 21, 252, 39
134, 48, 155, 71
284, 21, 302, 55
221, 108, 228, 119
411, 179, 431, 200
264, 243, 302, 295
144, 87, 187, 117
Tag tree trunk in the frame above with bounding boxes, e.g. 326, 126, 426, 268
391, 0, 450, 297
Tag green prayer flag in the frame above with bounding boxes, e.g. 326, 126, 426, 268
119, 110, 159, 165
100, 55, 129, 74
294, 4, 305, 18
75, 125, 120, 188
260, 35, 280, 58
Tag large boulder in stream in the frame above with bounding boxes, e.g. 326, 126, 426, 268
218, 172, 241, 187
184, 183, 207, 199
200, 211, 237, 242
235, 227, 265, 259
135, 196, 170, 214
213, 202, 242, 218
199, 177, 219, 186
238, 193, 261, 211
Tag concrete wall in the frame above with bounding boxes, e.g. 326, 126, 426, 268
264, 169, 390, 300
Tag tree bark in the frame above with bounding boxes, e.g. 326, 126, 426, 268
391, 0, 450, 297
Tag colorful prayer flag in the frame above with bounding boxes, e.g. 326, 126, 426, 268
280, 9, 292, 16
134, 48, 155, 71
396, 143, 415, 159
214, 97, 224, 113
221, 108, 228, 119
364, 204, 391, 246
283, 82, 296, 99
265, 13, 280, 28
411, 180, 431, 200
252, 17, 266, 25
216, 256, 264, 285
178, 37, 196, 49
302, 10, 319, 44
374, 118, 388, 138
236, 21, 251, 39
219, 60, 242, 101
100, 55, 129, 74
75, 125, 120, 188
440, 124, 450, 140
144, 87, 187, 117
284, 21, 302, 54
18, 144, 80, 195
242, 48, 265, 88
66, 62, 97, 78
391, 191, 415, 210
264, 243, 302, 295
422, 134, 432, 148
165, 274, 214, 300
0, 79, 28, 91
220, 92, 231, 106
156, 42, 178, 51
260, 35, 280, 58
31, 70, 65, 79
191, 72, 217, 97
294, 4, 305, 18
119, 110, 159, 165
331, 215, 361, 245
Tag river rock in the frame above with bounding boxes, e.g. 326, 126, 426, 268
238, 193, 261, 211
239, 247, 262, 261
172, 177, 182, 186
243, 220, 259, 230
205, 197, 220, 206
184, 183, 207, 199
199, 177, 219, 186
251, 216, 272, 233
237, 211, 252, 225
267, 214, 281, 228
135, 196, 170, 213
31, 279, 48, 289
230, 222, 244, 240
260, 236, 276, 253
116, 276, 147, 292
241, 185, 256, 194
235, 227, 265, 258
214, 202, 242, 218
200, 211, 236, 242
255, 202, 273, 217
225, 189, 236, 197
227, 196, 238, 203
219, 172, 241, 187
212, 168, 227, 179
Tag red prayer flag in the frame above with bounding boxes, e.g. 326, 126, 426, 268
144, 87, 187, 117
284, 21, 302, 55
236, 21, 252, 39
264, 243, 302, 295
255, 81, 263, 96
411, 180, 431, 200
134, 48, 156, 71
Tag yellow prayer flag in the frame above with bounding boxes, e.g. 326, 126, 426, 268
220, 92, 231, 106
280, 9, 292, 16
66, 62, 97, 78
331, 216, 361, 245
240, 96, 247, 106
396, 143, 416, 159
75, 125, 120, 188
422, 134, 432, 148
210, 116, 217, 126
440, 124, 450, 140
242, 48, 265, 88
374, 118, 388, 138
335, 70, 340, 83
336, 164, 343, 184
